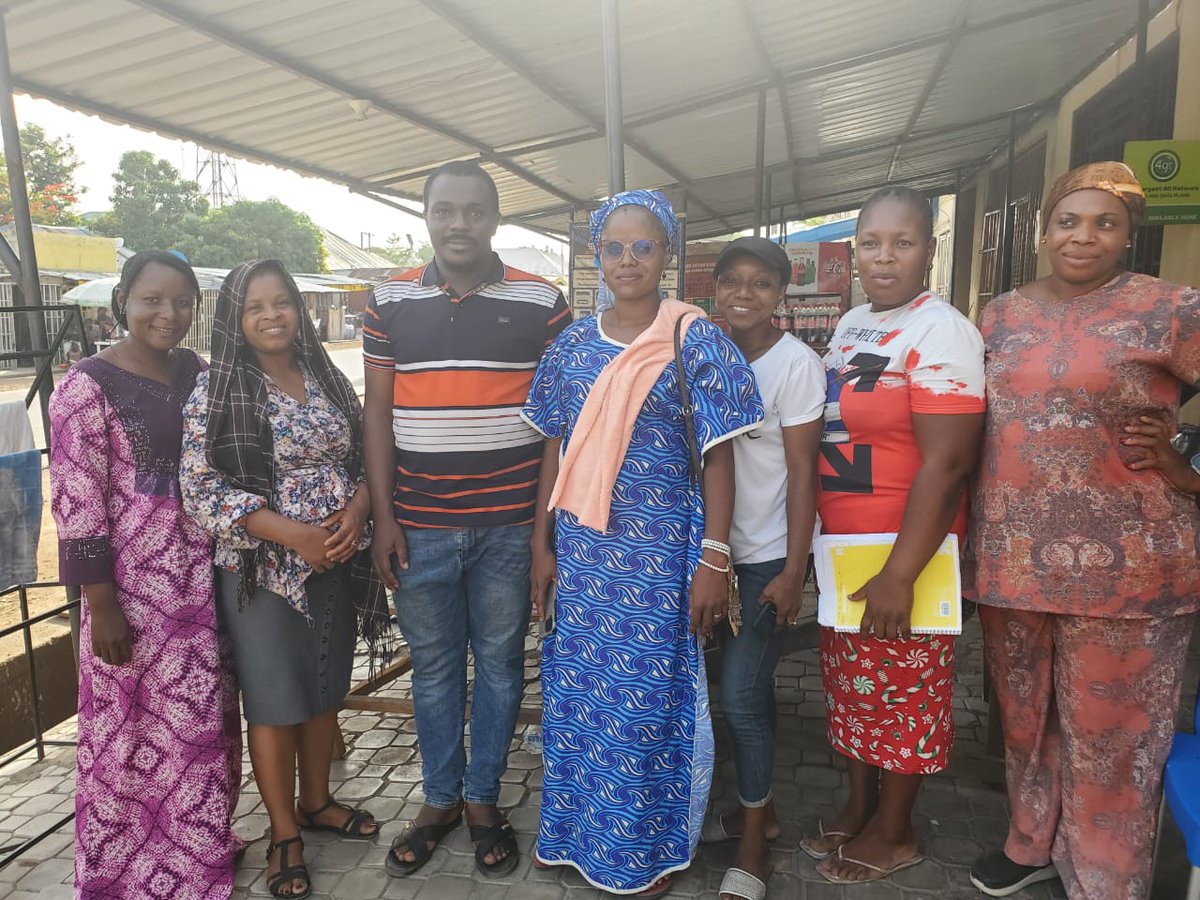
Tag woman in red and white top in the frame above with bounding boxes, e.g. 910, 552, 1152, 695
803, 186, 985, 885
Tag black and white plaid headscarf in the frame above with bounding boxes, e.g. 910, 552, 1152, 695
206, 259, 392, 666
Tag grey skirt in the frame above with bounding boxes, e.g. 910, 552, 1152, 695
216, 565, 355, 726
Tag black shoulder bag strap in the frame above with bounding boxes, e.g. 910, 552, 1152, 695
674, 313, 741, 643
674, 314, 702, 490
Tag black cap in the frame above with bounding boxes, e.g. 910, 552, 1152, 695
713, 236, 791, 285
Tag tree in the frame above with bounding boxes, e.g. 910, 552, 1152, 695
375, 234, 433, 268
184, 198, 326, 272
0, 124, 84, 226
21, 125, 81, 198
92, 151, 208, 252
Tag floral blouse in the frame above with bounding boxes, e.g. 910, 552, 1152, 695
180, 366, 368, 614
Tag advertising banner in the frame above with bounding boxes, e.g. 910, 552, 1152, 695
784, 241, 852, 299
1123, 140, 1200, 225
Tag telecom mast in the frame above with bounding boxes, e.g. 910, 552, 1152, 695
195, 149, 240, 208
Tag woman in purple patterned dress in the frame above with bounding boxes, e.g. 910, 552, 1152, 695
49, 251, 243, 899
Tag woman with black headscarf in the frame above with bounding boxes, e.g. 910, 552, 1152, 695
181, 259, 390, 899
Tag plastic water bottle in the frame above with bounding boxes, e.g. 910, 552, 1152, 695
522, 727, 543, 755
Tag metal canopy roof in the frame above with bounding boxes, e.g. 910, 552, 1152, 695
0, 0, 1166, 239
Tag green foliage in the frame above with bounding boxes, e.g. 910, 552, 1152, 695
92, 151, 208, 251
183, 198, 326, 272
375, 234, 433, 268
94, 153, 324, 272
20, 124, 81, 197
0, 124, 84, 226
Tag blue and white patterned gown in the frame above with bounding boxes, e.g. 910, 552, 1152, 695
522, 315, 762, 893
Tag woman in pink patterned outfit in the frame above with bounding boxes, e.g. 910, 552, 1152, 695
970, 162, 1200, 900
49, 251, 242, 899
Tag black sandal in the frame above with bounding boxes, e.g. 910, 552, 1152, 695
296, 797, 378, 839
385, 813, 463, 877
265, 836, 311, 899
470, 817, 519, 878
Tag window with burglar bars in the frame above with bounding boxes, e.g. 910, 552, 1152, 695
977, 139, 1046, 314
977, 209, 1002, 306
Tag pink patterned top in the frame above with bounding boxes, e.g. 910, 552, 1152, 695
972, 272, 1200, 619
48, 352, 243, 898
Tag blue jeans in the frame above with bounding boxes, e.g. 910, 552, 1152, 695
391, 524, 532, 808
721, 558, 788, 807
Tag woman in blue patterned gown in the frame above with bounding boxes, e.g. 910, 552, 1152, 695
523, 190, 762, 895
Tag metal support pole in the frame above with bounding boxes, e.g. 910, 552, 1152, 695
948, 169, 961, 305
1136, 0, 1150, 137
0, 14, 51, 438
601, 0, 625, 194
676, 191, 687, 301
763, 172, 773, 240
753, 89, 767, 236
997, 114, 1018, 296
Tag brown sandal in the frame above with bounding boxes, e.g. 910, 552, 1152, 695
296, 797, 378, 839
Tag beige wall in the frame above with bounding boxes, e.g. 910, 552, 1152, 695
963, 0, 1200, 317
1160, 0, 1200, 287
929, 194, 957, 302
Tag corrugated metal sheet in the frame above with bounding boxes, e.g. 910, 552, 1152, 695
320, 229, 396, 271
0, 0, 1171, 238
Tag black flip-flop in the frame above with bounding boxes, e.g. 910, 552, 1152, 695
296, 798, 378, 840
470, 818, 519, 878
385, 814, 462, 877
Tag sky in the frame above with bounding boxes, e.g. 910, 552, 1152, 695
13, 94, 564, 256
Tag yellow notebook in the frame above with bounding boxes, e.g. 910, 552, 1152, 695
813, 533, 962, 635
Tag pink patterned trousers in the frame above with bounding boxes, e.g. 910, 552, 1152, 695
979, 605, 1194, 900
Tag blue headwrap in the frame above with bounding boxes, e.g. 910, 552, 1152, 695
589, 189, 680, 311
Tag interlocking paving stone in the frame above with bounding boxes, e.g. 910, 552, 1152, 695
13, 857, 72, 891
2, 617, 1194, 898
414, 875, 476, 900
334, 865, 391, 898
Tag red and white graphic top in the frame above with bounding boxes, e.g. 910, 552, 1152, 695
818, 291, 985, 539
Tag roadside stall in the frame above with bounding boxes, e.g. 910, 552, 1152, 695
778, 241, 852, 352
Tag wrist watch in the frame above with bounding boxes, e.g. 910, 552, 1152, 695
1190, 452, 1200, 477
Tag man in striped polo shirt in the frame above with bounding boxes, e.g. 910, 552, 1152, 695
363, 161, 569, 878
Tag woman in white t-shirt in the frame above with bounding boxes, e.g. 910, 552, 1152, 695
703, 237, 826, 900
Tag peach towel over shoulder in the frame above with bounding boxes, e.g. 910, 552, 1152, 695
549, 298, 703, 532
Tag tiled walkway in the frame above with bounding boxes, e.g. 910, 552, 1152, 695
1, 616, 1195, 899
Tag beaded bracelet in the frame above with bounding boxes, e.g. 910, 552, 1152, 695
698, 557, 731, 574
700, 538, 732, 559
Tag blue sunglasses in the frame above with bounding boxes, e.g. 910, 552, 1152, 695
599, 239, 666, 261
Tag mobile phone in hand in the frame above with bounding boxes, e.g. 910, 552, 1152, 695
540, 583, 557, 638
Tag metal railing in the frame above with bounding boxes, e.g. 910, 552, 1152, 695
0, 301, 91, 440
0, 580, 78, 870
0, 303, 88, 869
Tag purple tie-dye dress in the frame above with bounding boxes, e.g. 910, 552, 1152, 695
49, 354, 242, 899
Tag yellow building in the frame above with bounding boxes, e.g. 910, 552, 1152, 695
954, 0, 1200, 321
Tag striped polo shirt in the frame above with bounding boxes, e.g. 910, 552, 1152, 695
363, 255, 570, 528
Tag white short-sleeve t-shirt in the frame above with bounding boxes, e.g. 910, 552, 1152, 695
731, 333, 826, 564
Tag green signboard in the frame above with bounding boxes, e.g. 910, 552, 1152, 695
1124, 140, 1200, 225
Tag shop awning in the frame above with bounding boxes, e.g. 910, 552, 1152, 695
0, 0, 1170, 239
